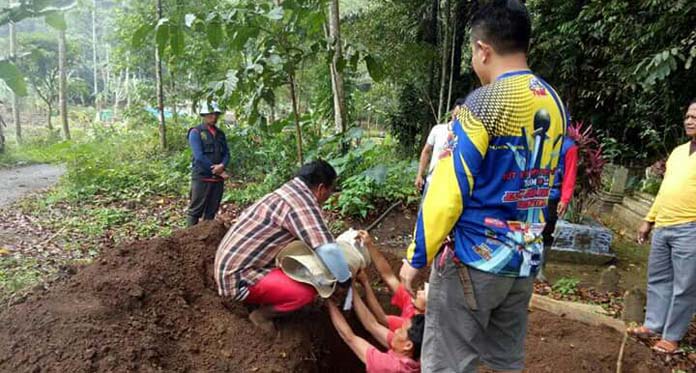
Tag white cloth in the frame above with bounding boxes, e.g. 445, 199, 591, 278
425, 123, 451, 182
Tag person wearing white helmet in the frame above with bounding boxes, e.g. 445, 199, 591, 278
186, 101, 230, 226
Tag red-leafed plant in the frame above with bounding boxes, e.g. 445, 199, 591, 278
566, 121, 607, 223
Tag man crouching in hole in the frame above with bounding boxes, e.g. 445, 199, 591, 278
327, 277, 424, 373
213, 160, 352, 333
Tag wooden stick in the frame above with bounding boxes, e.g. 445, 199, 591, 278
365, 202, 402, 232
616, 329, 628, 373
529, 294, 626, 333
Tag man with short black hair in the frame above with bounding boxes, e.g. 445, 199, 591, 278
187, 101, 230, 226
399, 1, 569, 371
214, 160, 351, 332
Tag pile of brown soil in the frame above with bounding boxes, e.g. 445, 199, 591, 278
0, 218, 678, 372
0, 221, 359, 373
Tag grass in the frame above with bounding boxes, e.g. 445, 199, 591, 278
0, 120, 194, 301
0, 256, 45, 296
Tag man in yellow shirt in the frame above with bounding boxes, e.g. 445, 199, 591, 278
632, 99, 696, 354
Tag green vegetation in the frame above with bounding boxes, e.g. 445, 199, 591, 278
0, 257, 44, 296
552, 277, 581, 296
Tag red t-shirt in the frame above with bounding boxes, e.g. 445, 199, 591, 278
392, 284, 416, 318
366, 347, 420, 373
386, 284, 417, 331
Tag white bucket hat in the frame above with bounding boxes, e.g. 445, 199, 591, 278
276, 232, 372, 298
199, 101, 222, 116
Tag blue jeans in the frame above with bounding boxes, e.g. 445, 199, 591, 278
644, 221, 696, 341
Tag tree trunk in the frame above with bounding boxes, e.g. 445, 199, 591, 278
58, 28, 70, 140
125, 61, 131, 108
424, 0, 439, 142
46, 102, 53, 131
437, 0, 451, 121
103, 46, 111, 105
155, 0, 167, 150
446, 18, 457, 113
112, 70, 122, 116
92, 0, 99, 111
289, 72, 303, 165
9, 7, 21, 142
450, 0, 472, 98
0, 114, 5, 153
327, 0, 347, 139
170, 70, 178, 127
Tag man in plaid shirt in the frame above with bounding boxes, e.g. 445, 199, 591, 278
214, 160, 350, 332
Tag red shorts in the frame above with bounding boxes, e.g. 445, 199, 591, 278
244, 268, 317, 313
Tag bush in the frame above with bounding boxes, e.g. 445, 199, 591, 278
323, 133, 419, 218
328, 159, 418, 218
552, 277, 580, 296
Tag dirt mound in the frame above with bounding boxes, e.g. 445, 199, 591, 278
0, 221, 360, 373
0, 218, 677, 372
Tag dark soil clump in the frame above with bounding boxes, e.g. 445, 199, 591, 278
0, 221, 359, 372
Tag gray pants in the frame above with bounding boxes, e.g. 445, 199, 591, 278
422, 252, 534, 372
644, 221, 696, 341
187, 179, 224, 226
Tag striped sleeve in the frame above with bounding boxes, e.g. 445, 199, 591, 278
280, 183, 334, 249
406, 108, 490, 268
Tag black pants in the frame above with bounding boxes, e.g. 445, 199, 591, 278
187, 179, 224, 226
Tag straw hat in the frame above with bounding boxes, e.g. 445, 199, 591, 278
276, 233, 372, 298
276, 241, 337, 298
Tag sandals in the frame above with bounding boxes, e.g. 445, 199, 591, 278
627, 325, 656, 337
652, 339, 681, 354
626, 325, 682, 355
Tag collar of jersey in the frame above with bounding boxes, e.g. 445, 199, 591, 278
496, 69, 533, 81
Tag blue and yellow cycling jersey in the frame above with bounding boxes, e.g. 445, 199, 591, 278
406, 70, 568, 277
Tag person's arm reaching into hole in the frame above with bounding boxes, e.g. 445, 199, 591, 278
326, 300, 372, 363
352, 285, 391, 349
356, 270, 389, 328
357, 231, 400, 293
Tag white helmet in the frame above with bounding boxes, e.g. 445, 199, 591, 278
199, 101, 222, 116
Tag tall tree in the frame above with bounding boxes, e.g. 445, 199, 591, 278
0, 108, 5, 153
91, 0, 99, 109
327, 0, 347, 137
437, 0, 451, 121
9, 0, 21, 142
21, 35, 60, 131
154, 0, 166, 150
58, 26, 70, 139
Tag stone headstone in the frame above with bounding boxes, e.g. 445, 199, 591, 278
622, 287, 646, 324
610, 166, 629, 195
552, 220, 615, 264
598, 265, 620, 293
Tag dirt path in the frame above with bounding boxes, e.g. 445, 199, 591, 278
0, 164, 66, 208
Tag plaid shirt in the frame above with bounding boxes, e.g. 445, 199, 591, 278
214, 177, 334, 300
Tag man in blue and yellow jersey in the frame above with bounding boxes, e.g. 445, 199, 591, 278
398, 1, 568, 371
